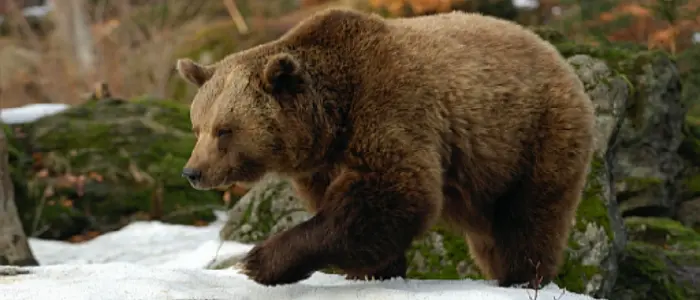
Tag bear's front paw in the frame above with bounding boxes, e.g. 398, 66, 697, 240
236, 240, 315, 286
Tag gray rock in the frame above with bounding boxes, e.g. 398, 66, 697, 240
612, 54, 686, 217
219, 174, 310, 243
563, 54, 628, 298
677, 198, 700, 230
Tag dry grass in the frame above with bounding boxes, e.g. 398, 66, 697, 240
0, 0, 371, 109
0, 0, 242, 109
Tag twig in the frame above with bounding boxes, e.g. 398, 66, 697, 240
30, 185, 51, 237
526, 259, 543, 300
206, 239, 226, 268
222, 0, 249, 35
524, 258, 567, 300
554, 288, 566, 300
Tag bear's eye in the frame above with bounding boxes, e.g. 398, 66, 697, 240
216, 129, 233, 137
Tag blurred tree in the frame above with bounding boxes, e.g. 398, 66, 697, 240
0, 125, 38, 266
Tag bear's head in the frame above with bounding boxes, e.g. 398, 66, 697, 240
176, 51, 331, 190
175, 8, 387, 190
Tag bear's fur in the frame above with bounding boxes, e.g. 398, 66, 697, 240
177, 8, 596, 288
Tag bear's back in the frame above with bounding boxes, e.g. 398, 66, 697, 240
379, 13, 588, 144
276, 9, 592, 185
375, 12, 592, 187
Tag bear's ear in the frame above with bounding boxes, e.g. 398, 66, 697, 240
176, 58, 214, 87
262, 53, 304, 95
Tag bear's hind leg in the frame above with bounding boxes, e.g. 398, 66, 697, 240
487, 103, 594, 288
489, 164, 589, 288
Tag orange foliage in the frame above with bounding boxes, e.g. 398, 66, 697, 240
369, 0, 464, 15
586, 0, 700, 54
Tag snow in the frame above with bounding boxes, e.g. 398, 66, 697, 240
0, 211, 601, 300
0, 1, 54, 26
513, 0, 539, 9
0, 103, 70, 124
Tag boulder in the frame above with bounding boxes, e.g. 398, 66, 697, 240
535, 28, 687, 219
553, 54, 627, 297
219, 175, 310, 244
5, 96, 227, 240
677, 105, 700, 231
612, 52, 685, 218
610, 217, 700, 300
676, 198, 700, 231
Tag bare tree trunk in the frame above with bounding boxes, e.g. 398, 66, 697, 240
0, 126, 38, 266
53, 0, 96, 76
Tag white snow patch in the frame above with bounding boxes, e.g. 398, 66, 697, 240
0, 211, 602, 300
0, 263, 597, 300
0, 103, 70, 124
513, 0, 539, 9
0, 1, 54, 26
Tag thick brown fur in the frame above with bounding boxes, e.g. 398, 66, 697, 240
177, 8, 595, 288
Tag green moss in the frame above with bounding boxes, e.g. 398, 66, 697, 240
577, 157, 613, 238
612, 241, 688, 300
612, 217, 700, 300
220, 178, 307, 244
10, 97, 226, 240
554, 157, 613, 294
680, 112, 700, 165
621, 177, 663, 192
554, 256, 601, 294
254, 179, 287, 238
625, 217, 700, 250
616, 217, 700, 300
406, 226, 479, 280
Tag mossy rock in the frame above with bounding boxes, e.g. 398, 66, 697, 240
536, 27, 686, 219
610, 217, 700, 300
679, 110, 700, 167
219, 174, 310, 243
677, 198, 700, 232
6, 96, 227, 240
678, 108, 700, 207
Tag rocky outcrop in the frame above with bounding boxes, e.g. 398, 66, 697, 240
219, 175, 309, 244
611, 217, 700, 300
612, 52, 685, 218
555, 54, 627, 297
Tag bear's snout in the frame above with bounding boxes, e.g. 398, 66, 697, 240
181, 168, 202, 186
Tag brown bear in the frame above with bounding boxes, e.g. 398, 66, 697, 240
176, 7, 596, 289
